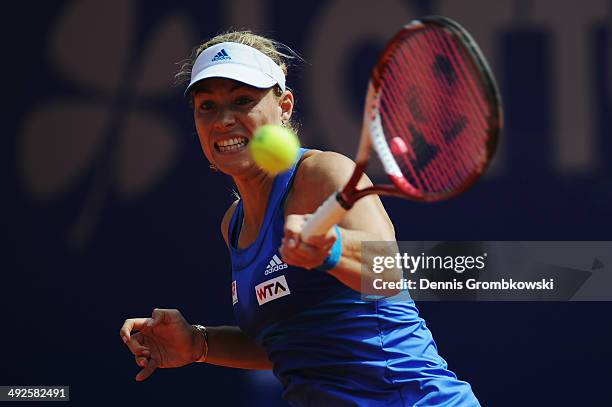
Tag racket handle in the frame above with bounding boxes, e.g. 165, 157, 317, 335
302, 191, 348, 240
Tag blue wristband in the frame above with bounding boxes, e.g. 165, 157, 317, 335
317, 225, 342, 271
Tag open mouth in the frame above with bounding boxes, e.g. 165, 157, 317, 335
214, 137, 249, 153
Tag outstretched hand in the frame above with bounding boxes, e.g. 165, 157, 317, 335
120, 308, 205, 381
279, 214, 338, 270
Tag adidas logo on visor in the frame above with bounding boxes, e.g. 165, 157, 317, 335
211, 49, 231, 62
265, 254, 288, 275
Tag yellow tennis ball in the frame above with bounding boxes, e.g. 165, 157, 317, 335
250, 124, 300, 174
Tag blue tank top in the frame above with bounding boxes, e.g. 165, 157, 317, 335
228, 149, 480, 406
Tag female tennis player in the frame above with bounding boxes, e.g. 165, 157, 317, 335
120, 31, 480, 406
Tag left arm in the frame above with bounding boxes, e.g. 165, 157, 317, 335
279, 151, 401, 297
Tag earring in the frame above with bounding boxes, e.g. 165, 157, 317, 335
209, 164, 218, 172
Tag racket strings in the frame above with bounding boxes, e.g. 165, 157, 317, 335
378, 71, 429, 191
380, 40, 456, 192
397, 37, 467, 191
420, 28, 490, 187
425, 29, 486, 183
379, 63, 446, 193
377, 26, 492, 195
380, 45, 457, 192
433, 29, 490, 158
412, 28, 487, 189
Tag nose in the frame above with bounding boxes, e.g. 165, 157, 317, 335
213, 107, 237, 131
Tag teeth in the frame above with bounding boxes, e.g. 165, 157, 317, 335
216, 137, 247, 152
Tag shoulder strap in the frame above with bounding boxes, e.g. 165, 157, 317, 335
278, 148, 309, 210
228, 200, 243, 248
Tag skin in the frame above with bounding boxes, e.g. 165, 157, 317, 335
120, 77, 400, 381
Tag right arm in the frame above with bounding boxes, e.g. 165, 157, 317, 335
203, 325, 271, 369
119, 202, 272, 382
208, 200, 273, 370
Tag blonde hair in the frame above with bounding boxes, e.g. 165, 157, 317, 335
176, 30, 302, 133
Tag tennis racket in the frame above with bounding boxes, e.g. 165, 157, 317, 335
302, 15, 503, 240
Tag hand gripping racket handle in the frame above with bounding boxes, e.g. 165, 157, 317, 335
301, 191, 348, 241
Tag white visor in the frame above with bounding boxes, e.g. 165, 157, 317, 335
184, 42, 286, 96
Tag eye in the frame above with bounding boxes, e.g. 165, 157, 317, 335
199, 100, 215, 111
235, 96, 254, 106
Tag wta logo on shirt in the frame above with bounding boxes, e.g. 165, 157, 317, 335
231, 280, 238, 305
255, 275, 291, 305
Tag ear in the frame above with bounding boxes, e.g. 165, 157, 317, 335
278, 90, 294, 124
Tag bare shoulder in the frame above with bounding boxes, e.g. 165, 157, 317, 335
220, 200, 240, 246
288, 149, 395, 239
288, 150, 367, 215
301, 149, 353, 169
297, 150, 360, 188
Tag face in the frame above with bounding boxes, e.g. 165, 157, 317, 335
191, 77, 293, 177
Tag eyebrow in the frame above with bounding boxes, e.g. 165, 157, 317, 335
194, 83, 248, 95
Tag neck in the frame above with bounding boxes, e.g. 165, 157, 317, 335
233, 170, 276, 235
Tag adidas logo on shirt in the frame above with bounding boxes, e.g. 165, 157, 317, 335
265, 254, 288, 275
211, 49, 231, 62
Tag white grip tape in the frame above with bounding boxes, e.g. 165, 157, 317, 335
301, 192, 348, 240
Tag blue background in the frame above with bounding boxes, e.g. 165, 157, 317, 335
4, 0, 611, 405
